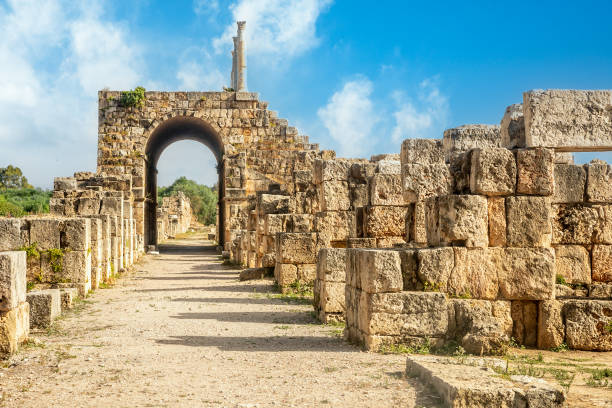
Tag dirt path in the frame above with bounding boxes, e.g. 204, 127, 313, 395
0, 234, 439, 408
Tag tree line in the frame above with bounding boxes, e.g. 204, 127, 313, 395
0, 166, 51, 217
158, 177, 217, 225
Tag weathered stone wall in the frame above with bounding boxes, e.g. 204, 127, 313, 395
157, 192, 192, 241
0, 251, 29, 357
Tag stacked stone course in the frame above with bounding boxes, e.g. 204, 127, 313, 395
157, 191, 193, 241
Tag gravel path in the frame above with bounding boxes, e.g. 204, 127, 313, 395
0, 234, 439, 407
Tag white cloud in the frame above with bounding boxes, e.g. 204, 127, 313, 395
213, 0, 332, 60
317, 77, 378, 158
0, 0, 143, 188
194, 0, 220, 16
177, 48, 226, 91
391, 78, 449, 142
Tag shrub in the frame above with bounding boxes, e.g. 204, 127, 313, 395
119, 86, 146, 108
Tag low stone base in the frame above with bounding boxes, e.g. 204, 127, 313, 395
239, 267, 273, 281
406, 355, 565, 407
0, 302, 30, 357
26, 289, 61, 329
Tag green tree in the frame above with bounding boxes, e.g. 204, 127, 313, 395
158, 177, 217, 225
0, 165, 33, 189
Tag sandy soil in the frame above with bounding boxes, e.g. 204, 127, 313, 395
0, 234, 440, 408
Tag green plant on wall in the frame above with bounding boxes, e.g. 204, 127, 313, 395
46, 248, 64, 275
19, 242, 40, 259
119, 86, 146, 108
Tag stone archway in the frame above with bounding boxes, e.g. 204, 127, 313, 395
144, 116, 224, 248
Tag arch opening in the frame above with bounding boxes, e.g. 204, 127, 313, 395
144, 116, 225, 248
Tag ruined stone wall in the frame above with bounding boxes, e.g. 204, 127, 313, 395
342, 90, 612, 353
157, 192, 192, 241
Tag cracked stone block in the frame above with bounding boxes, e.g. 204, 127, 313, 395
26, 289, 61, 329
516, 148, 554, 195
506, 196, 552, 247
553, 164, 586, 203
564, 300, 612, 351
28, 218, 61, 250
552, 204, 598, 245
317, 248, 346, 283
500, 103, 525, 149
537, 300, 565, 350
524, 89, 612, 150
448, 248, 503, 300
314, 159, 351, 183
470, 148, 516, 196
416, 247, 454, 292
0, 251, 26, 312
592, 245, 612, 282
0, 302, 29, 356
452, 299, 512, 355
400, 139, 445, 165
402, 163, 452, 203
586, 162, 612, 203
554, 245, 591, 285
499, 248, 555, 300
357, 249, 402, 294
488, 197, 506, 247
318, 180, 350, 211
365, 206, 408, 237
443, 125, 502, 161
315, 211, 355, 245
369, 174, 403, 206
0, 218, 25, 251
256, 194, 290, 215
438, 195, 488, 248
276, 233, 317, 264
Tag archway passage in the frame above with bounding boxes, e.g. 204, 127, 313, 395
144, 116, 224, 248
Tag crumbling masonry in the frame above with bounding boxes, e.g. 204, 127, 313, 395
1, 86, 611, 357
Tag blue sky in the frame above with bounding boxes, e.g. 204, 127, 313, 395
1, 0, 611, 188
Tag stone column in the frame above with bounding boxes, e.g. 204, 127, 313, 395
231, 40, 238, 90
236, 21, 247, 92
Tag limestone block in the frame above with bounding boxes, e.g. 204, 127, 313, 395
0, 218, 25, 251
506, 196, 552, 247
346, 238, 377, 248
60, 288, 79, 311
274, 263, 297, 287
53, 177, 77, 191
371, 153, 400, 162
63, 250, 92, 283
317, 248, 347, 282
500, 103, 525, 149
0, 251, 26, 312
100, 197, 122, 216
448, 248, 503, 300
26, 289, 61, 329
555, 152, 575, 164
438, 195, 488, 248
594, 205, 612, 244
409, 201, 427, 244
552, 204, 598, 245
314, 159, 350, 183
350, 162, 377, 181
256, 194, 290, 215
553, 164, 586, 203
359, 249, 402, 294
524, 89, 612, 150
28, 218, 61, 250
315, 211, 355, 244
276, 233, 317, 264
76, 198, 100, 215
0, 302, 29, 356
376, 237, 405, 248
398, 249, 418, 290
62, 218, 90, 251
586, 162, 612, 203
499, 248, 555, 300
293, 170, 313, 191
487, 197, 506, 247
589, 283, 612, 299
555, 284, 588, 298
263, 214, 284, 235
452, 299, 512, 355
297, 264, 316, 282
536, 300, 564, 349
592, 245, 612, 282
400, 139, 445, 165
365, 206, 408, 237
349, 183, 368, 208
516, 148, 555, 195
320, 281, 345, 313
376, 160, 401, 175
402, 163, 452, 203
318, 180, 350, 211
554, 245, 591, 284
261, 253, 275, 268
511, 301, 538, 347
416, 247, 454, 292
449, 151, 472, 194
470, 148, 516, 196
443, 125, 501, 161
369, 174, 403, 206
564, 300, 612, 351
287, 214, 313, 233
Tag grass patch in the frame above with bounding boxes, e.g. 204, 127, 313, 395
585, 368, 612, 388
